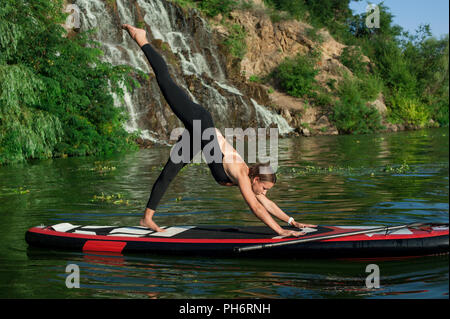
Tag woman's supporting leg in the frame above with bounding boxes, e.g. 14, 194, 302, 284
146, 133, 193, 211
142, 137, 192, 231
146, 157, 186, 211
122, 26, 232, 229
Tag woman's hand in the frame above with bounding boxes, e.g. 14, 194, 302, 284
277, 229, 305, 237
291, 221, 317, 229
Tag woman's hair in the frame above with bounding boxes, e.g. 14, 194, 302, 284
248, 162, 277, 184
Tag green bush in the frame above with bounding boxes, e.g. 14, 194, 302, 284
249, 75, 262, 83
431, 98, 449, 126
265, 0, 354, 41
402, 32, 449, 126
326, 79, 337, 90
238, 0, 255, 10
170, 0, 197, 9
386, 90, 431, 127
312, 92, 334, 108
306, 27, 324, 43
267, 10, 289, 23
359, 74, 383, 102
264, 0, 308, 21
223, 24, 247, 59
274, 50, 320, 98
364, 38, 417, 96
330, 76, 384, 134
340, 46, 368, 76
197, 0, 238, 17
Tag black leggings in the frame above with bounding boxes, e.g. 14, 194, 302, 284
142, 43, 232, 210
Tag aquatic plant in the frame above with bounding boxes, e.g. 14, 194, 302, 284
91, 193, 130, 205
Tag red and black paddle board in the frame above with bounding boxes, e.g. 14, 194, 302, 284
25, 223, 449, 258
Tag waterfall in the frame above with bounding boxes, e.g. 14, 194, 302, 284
74, 0, 293, 143
251, 99, 293, 135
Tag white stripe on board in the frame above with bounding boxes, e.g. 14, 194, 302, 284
52, 223, 79, 232
337, 226, 380, 229
148, 226, 196, 237
74, 230, 97, 235
110, 227, 154, 235
365, 229, 413, 237
82, 226, 114, 229
107, 233, 147, 237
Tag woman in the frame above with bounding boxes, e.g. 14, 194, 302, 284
122, 24, 315, 237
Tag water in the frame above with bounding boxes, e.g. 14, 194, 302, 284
0, 128, 448, 298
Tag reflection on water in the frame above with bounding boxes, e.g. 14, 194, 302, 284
0, 128, 448, 298
24, 249, 449, 299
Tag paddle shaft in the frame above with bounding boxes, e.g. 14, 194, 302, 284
235, 223, 432, 253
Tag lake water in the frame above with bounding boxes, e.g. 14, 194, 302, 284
0, 128, 448, 299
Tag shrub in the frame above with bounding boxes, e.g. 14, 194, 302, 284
306, 27, 324, 44
359, 74, 383, 102
249, 75, 262, 83
274, 50, 321, 98
223, 24, 247, 59
386, 90, 431, 127
197, 0, 238, 17
312, 92, 334, 108
330, 76, 384, 134
326, 79, 337, 90
431, 98, 449, 126
264, 0, 308, 21
340, 46, 368, 76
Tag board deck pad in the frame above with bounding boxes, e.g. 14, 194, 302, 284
48, 223, 327, 239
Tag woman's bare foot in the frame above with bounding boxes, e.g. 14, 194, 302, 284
122, 24, 149, 47
140, 218, 165, 232
140, 208, 165, 232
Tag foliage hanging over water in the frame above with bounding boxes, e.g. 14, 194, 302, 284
0, 0, 139, 165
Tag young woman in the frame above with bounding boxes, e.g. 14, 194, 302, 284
122, 24, 315, 237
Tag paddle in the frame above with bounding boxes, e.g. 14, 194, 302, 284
235, 222, 446, 253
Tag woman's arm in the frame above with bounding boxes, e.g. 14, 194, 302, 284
256, 194, 317, 228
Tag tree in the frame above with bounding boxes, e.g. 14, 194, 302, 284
0, 0, 139, 165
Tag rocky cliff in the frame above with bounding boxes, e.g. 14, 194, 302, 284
210, 0, 391, 136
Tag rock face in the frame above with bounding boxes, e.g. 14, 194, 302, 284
211, 5, 347, 136
211, 1, 392, 137
230, 11, 315, 78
